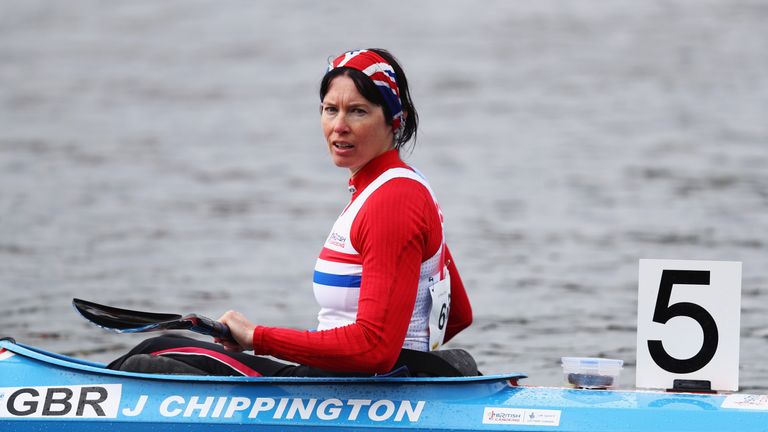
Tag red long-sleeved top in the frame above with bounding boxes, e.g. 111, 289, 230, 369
252, 150, 472, 373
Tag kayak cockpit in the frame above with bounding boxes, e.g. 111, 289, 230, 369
0, 338, 527, 385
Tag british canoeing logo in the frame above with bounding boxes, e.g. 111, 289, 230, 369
482, 407, 561, 426
484, 408, 524, 424
328, 232, 346, 248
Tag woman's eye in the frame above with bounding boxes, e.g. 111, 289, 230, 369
351, 107, 367, 115
323, 106, 338, 114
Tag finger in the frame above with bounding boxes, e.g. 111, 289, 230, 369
222, 343, 244, 352
217, 310, 240, 323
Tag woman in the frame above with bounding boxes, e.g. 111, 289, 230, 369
108, 48, 473, 377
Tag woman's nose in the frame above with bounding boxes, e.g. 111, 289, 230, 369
333, 113, 350, 133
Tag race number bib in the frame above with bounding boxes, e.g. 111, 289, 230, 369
429, 272, 451, 351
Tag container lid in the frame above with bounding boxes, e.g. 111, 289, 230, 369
561, 357, 624, 367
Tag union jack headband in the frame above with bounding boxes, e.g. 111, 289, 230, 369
327, 50, 404, 133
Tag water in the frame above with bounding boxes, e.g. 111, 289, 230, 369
1, 0, 767, 390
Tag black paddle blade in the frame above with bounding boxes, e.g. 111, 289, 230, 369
72, 298, 232, 340
73, 298, 182, 331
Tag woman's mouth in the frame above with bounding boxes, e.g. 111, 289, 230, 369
334, 142, 354, 149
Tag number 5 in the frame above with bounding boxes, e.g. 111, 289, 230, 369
647, 270, 718, 374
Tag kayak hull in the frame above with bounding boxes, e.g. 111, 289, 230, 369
1, 339, 767, 431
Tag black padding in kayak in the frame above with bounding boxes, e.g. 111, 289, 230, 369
393, 349, 479, 377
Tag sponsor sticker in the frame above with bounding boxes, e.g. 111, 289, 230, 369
722, 394, 768, 411
483, 407, 561, 426
0, 384, 121, 418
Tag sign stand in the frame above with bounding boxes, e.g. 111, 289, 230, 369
668, 379, 715, 394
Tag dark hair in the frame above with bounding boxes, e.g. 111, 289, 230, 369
319, 48, 418, 151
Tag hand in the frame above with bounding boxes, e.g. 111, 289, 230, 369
215, 310, 256, 352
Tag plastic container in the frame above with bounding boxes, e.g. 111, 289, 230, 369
561, 357, 623, 389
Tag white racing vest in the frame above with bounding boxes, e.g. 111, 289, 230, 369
312, 167, 450, 351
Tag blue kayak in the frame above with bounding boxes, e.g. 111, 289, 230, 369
1, 338, 767, 431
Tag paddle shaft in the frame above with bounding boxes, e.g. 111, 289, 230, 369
185, 315, 232, 339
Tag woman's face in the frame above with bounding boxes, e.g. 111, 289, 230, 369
321, 75, 394, 176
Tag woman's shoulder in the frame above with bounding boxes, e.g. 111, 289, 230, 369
372, 174, 434, 204
358, 175, 438, 230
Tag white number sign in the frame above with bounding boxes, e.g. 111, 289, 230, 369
636, 259, 742, 391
